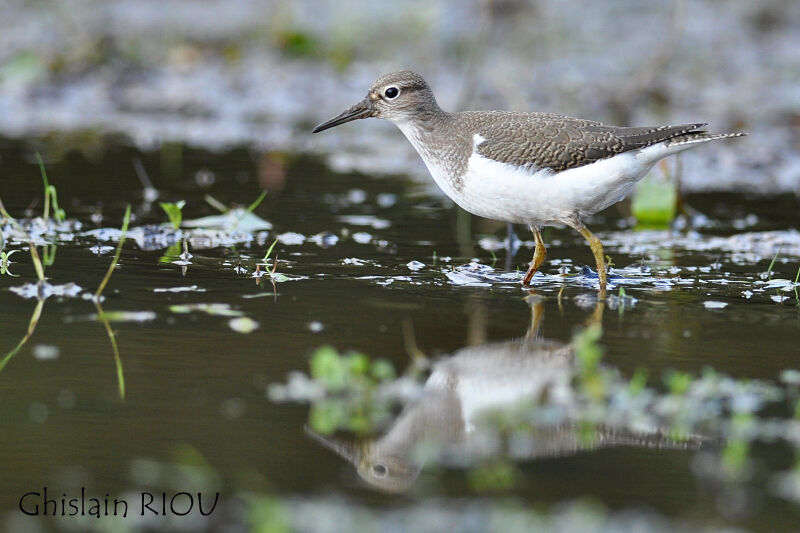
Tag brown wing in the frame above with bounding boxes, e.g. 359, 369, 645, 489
462, 111, 706, 172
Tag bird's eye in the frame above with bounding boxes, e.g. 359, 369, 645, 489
372, 464, 388, 477
384, 87, 399, 99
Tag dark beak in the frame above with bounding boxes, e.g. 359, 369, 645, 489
313, 98, 373, 133
304, 425, 361, 464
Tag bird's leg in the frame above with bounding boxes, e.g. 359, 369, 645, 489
567, 218, 607, 292
524, 293, 545, 340
522, 225, 546, 286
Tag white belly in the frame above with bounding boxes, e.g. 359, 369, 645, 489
428, 146, 671, 226
397, 123, 670, 226
459, 151, 656, 225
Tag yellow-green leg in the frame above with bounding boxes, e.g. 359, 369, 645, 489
567, 218, 607, 292
522, 225, 546, 286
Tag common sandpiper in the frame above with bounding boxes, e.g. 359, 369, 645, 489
313, 70, 745, 291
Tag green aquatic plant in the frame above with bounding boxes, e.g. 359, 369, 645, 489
627, 367, 648, 395
310, 345, 396, 392
574, 323, 603, 374
467, 458, 519, 493
244, 493, 290, 533
573, 323, 610, 401
794, 266, 800, 307
766, 246, 782, 281
255, 239, 288, 287
0, 248, 20, 276
262, 238, 278, 265
94, 205, 132, 400
631, 161, 678, 228
159, 200, 186, 229
95, 205, 131, 299
189, 192, 271, 233
0, 298, 44, 372
297, 345, 398, 435
665, 370, 692, 396
0, 198, 16, 224
0, 244, 47, 371
41, 243, 57, 267
36, 152, 66, 223
1, 199, 129, 399
246, 190, 268, 213
28, 241, 46, 282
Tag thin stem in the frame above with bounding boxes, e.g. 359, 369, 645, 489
94, 300, 125, 400
767, 246, 782, 281
28, 243, 45, 281
36, 153, 51, 220
95, 205, 131, 298
246, 190, 268, 213
0, 299, 45, 372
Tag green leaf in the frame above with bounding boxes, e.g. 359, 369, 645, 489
159, 200, 186, 229
631, 174, 677, 228
346, 352, 370, 375
628, 367, 648, 395
665, 370, 692, 396
370, 359, 396, 381
310, 346, 347, 390
246, 191, 268, 213
309, 401, 347, 435
574, 323, 603, 372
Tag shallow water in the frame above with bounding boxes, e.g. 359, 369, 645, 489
1, 138, 800, 532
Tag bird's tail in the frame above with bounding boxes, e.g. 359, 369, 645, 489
665, 131, 747, 149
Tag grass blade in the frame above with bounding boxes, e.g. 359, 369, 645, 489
0, 299, 45, 372
94, 300, 125, 400
36, 152, 51, 220
96, 205, 131, 298
28, 242, 45, 281
246, 190, 268, 213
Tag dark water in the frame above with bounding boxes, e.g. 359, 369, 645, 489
1, 138, 799, 532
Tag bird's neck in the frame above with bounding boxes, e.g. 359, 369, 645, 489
393, 109, 453, 160
393, 110, 472, 190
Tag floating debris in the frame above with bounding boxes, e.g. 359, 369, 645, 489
406, 260, 425, 271
32, 344, 60, 361
342, 258, 369, 266
97, 310, 157, 323
376, 193, 397, 208
309, 232, 339, 248
277, 232, 306, 245
346, 189, 367, 204
9, 281, 84, 300
352, 232, 372, 244
445, 263, 519, 287
169, 303, 244, 317
337, 215, 391, 230
228, 316, 259, 333
703, 301, 728, 310
606, 229, 800, 262
182, 208, 272, 233
89, 245, 115, 255
153, 285, 206, 293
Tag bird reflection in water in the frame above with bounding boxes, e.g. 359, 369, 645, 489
306, 295, 710, 493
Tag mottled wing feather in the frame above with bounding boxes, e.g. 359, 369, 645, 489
462, 111, 706, 172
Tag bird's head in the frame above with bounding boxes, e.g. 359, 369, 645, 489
313, 70, 439, 133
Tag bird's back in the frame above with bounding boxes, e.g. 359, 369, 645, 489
453, 110, 710, 173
